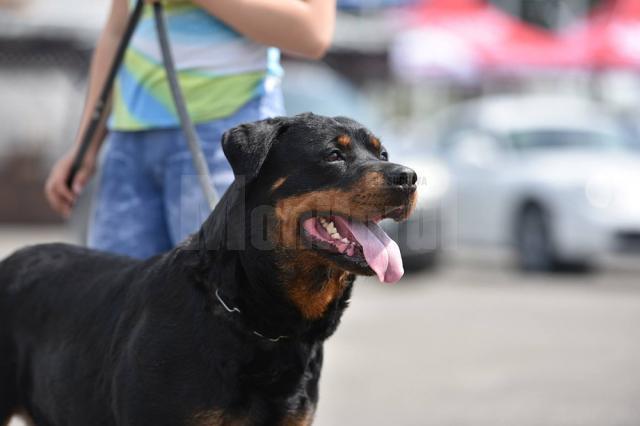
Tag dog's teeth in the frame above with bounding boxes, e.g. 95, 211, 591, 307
331, 233, 341, 240
341, 238, 350, 244
326, 223, 337, 234
320, 217, 327, 224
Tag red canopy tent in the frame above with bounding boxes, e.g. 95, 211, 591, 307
391, 0, 588, 81
562, 0, 640, 69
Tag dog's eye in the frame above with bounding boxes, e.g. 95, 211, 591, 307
326, 150, 345, 162
380, 151, 389, 161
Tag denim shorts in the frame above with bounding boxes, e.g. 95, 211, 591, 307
88, 85, 285, 259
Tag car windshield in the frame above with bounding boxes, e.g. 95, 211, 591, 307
510, 129, 632, 152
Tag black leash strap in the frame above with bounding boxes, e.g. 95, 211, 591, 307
152, 2, 219, 209
66, 0, 144, 189
68, 0, 219, 209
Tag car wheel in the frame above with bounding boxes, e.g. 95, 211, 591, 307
515, 205, 556, 272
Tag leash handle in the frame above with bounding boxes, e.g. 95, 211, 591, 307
152, 3, 220, 210
66, 0, 145, 190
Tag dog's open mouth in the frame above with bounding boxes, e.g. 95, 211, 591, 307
302, 215, 404, 284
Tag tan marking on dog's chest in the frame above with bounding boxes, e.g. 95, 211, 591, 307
286, 265, 350, 319
192, 409, 314, 426
192, 410, 249, 426
281, 409, 315, 426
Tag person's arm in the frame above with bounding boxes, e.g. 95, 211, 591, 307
45, 0, 130, 217
191, 0, 336, 59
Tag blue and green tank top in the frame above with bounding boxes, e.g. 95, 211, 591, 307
110, 1, 282, 131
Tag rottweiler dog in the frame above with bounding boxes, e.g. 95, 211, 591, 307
0, 113, 417, 425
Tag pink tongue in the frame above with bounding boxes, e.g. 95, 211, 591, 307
338, 218, 404, 284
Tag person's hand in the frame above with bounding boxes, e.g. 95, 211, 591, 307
44, 149, 97, 218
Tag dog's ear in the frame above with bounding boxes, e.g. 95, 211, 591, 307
222, 117, 289, 183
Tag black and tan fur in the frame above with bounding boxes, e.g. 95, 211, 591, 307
0, 113, 416, 425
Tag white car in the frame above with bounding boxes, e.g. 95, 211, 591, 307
434, 95, 640, 271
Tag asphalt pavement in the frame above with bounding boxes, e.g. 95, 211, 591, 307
316, 254, 640, 426
2, 226, 639, 426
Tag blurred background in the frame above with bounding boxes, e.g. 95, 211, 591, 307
1, 0, 640, 425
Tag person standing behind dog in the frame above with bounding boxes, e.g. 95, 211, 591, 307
45, 0, 335, 259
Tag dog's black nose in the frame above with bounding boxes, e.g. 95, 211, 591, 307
385, 165, 417, 192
